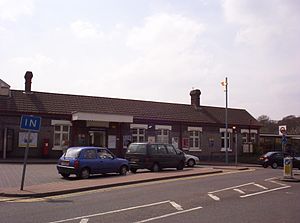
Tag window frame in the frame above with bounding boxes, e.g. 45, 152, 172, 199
156, 129, 170, 144
220, 128, 232, 152
51, 120, 72, 151
188, 130, 202, 151
132, 128, 145, 143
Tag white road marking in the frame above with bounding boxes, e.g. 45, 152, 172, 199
208, 182, 255, 194
264, 177, 278, 181
134, 206, 203, 223
254, 183, 268, 190
233, 188, 246, 194
79, 219, 89, 223
169, 201, 183, 210
240, 185, 291, 198
268, 180, 288, 187
48, 200, 171, 223
208, 193, 220, 201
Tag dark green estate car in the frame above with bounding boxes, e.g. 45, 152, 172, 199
125, 143, 185, 173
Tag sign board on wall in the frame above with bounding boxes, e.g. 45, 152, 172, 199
108, 135, 116, 149
18, 132, 38, 148
182, 138, 189, 150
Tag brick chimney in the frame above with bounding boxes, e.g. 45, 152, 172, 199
24, 71, 33, 92
190, 89, 201, 108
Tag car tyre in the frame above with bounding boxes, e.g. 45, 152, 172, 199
152, 163, 160, 172
271, 162, 278, 169
119, 165, 128, 176
60, 173, 70, 178
80, 168, 90, 179
187, 159, 195, 167
130, 168, 137, 174
177, 161, 184, 170
263, 163, 268, 168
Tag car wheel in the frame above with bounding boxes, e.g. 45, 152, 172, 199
263, 163, 268, 168
130, 168, 137, 174
177, 161, 184, 170
187, 159, 195, 167
119, 165, 128, 176
271, 162, 278, 169
152, 163, 160, 172
80, 168, 90, 179
60, 173, 70, 178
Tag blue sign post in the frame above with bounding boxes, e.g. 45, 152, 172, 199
20, 115, 41, 190
20, 115, 41, 131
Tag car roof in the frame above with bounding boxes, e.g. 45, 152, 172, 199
68, 146, 107, 150
130, 142, 172, 145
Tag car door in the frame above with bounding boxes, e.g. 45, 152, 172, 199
97, 148, 118, 173
156, 144, 169, 168
166, 144, 180, 167
81, 149, 98, 174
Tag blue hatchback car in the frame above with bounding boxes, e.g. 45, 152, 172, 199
57, 147, 129, 179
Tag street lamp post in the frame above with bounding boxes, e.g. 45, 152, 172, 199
223, 77, 228, 164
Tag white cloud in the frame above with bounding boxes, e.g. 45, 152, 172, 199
0, 0, 34, 21
9, 54, 54, 71
223, 0, 300, 47
70, 20, 104, 39
127, 13, 205, 52
107, 13, 214, 102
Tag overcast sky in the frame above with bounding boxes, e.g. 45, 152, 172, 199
0, 0, 299, 120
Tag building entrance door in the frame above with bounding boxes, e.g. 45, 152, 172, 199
89, 131, 106, 147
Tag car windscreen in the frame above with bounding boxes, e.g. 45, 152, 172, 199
265, 152, 277, 157
127, 144, 147, 154
64, 148, 81, 158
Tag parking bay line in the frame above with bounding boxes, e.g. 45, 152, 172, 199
253, 183, 268, 190
134, 206, 203, 223
169, 201, 183, 210
208, 182, 255, 194
48, 200, 171, 223
240, 185, 291, 198
208, 193, 220, 201
233, 188, 246, 194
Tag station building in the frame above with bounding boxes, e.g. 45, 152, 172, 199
0, 72, 261, 161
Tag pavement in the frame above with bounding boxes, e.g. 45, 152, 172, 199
0, 158, 254, 198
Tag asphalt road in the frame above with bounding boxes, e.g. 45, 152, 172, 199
1, 167, 300, 223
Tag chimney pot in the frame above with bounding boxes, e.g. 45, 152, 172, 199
190, 89, 201, 108
24, 71, 33, 92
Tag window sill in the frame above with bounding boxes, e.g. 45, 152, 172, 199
52, 146, 62, 151
189, 149, 202, 152
220, 148, 232, 152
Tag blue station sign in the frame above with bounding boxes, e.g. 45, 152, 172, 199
20, 115, 42, 132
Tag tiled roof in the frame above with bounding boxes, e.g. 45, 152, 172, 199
0, 90, 260, 126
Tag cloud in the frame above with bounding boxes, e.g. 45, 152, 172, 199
9, 54, 54, 71
223, 0, 300, 47
70, 20, 104, 39
106, 13, 214, 102
0, 0, 34, 21
127, 13, 205, 52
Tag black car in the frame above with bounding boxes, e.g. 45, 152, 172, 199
258, 151, 300, 169
125, 143, 185, 173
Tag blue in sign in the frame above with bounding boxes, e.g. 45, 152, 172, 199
20, 115, 41, 131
